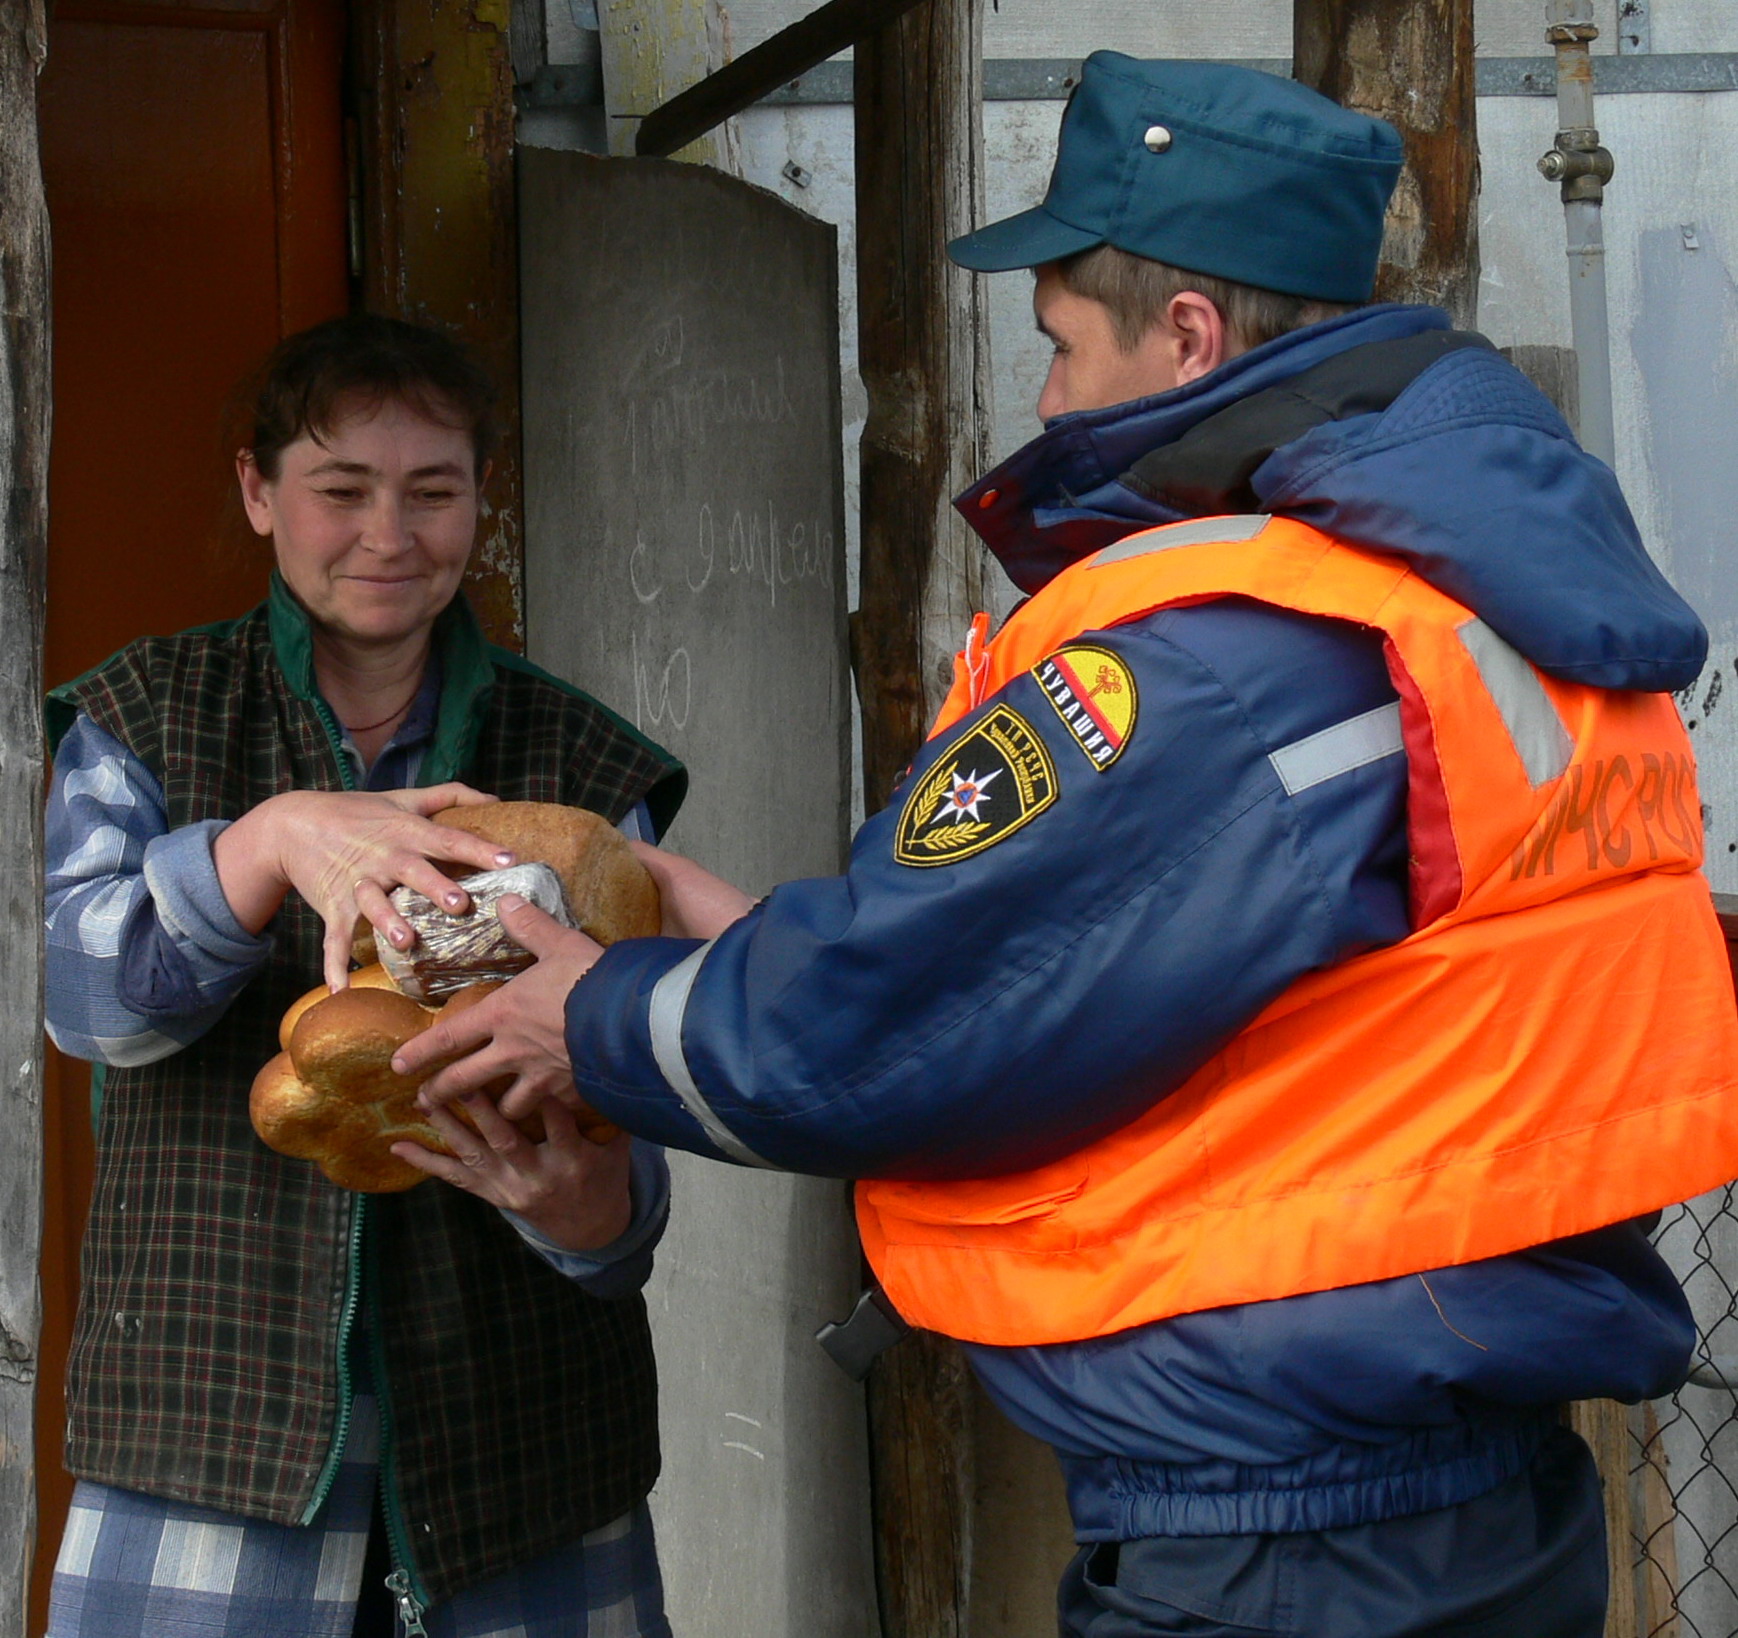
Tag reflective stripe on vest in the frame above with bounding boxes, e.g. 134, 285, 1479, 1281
857, 515, 1738, 1348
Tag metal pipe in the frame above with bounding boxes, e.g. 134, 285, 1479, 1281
1539, 0, 1618, 467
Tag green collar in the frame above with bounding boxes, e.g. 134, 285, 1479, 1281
267, 571, 496, 785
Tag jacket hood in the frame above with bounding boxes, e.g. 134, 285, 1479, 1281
959, 304, 1706, 692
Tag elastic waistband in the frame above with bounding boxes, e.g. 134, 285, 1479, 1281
1059, 1411, 1554, 1540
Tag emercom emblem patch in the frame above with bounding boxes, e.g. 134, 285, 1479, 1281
1033, 644, 1138, 770
894, 704, 1059, 867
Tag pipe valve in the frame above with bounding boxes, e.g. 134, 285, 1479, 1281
1538, 132, 1614, 200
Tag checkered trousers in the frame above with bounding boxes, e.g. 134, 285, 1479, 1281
48, 1399, 672, 1638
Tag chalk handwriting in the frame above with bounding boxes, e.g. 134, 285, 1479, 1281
629, 532, 662, 605
669, 501, 834, 608
632, 630, 693, 734
625, 355, 799, 477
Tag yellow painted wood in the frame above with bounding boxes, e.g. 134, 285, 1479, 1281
598, 0, 741, 168
352, 0, 526, 647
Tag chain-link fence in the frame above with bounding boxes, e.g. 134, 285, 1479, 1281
1630, 1188, 1738, 1636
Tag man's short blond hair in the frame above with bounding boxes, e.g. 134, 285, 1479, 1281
1056, 245, 1359, 353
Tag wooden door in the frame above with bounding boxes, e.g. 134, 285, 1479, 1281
34, 0, 348, 1624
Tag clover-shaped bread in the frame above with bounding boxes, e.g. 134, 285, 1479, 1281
251, 983, 526, 1193
265, 800, 649, 1192
277, 962, 418, 1050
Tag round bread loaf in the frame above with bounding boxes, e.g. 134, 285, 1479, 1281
278, 963, 424, 1050
431, 802, 661, 946
252, 981, 616, 1191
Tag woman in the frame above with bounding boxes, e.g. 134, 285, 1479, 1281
43, 314, 684, 1638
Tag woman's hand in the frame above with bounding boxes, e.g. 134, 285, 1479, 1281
392, 1096, 634, 1252
213, 782, 514, 990
628, 841, 755, 939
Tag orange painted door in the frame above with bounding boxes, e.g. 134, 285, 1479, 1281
35, 0, 348, 1624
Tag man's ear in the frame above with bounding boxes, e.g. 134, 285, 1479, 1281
1166, 292, 1231, 386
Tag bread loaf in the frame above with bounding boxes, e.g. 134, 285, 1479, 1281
278, 963, 426, 1050
264, 801, 646, 1189
432, 802, 661, 946
347, 801, 661, 969
250, 982, 619, 1193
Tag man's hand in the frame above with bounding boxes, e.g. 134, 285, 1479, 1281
628, 841, 754, 938
392, 1096, 633, 1252
393, 894, 604, 1120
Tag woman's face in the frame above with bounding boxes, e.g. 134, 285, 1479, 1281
239, 394, 483, 651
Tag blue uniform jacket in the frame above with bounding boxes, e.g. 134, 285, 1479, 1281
565, 304, 1706, 1537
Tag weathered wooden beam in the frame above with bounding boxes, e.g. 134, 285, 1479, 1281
1566, 1399, 1640, 1638
0, 1, 49, 1632
852, 0, 990, 811
634, 0, 927, 158
350, 0, 526, 649
853, 2, 989, 1634
1293, 0, 1480, 326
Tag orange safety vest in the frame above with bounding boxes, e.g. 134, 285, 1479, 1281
856, 514, 1738, 1348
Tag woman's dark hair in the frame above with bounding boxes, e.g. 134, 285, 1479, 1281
243, 313, 499, 479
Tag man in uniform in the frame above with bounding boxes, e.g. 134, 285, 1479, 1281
399, 56, 1738, 1637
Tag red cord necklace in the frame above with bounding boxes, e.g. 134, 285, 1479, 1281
340, 687, 419, 735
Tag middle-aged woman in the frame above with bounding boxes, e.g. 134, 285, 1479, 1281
42, 314, 685, 1638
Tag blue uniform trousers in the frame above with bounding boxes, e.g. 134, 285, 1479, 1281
1058, 1426, 1606, 1638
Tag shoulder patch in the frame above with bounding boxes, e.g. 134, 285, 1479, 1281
1033, 645, 1138, 770
895, 704, 1058, 867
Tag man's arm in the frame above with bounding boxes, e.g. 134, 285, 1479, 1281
412, 603, 1410, 1181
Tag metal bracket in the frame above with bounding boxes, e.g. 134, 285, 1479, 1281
816, 1286, 911, 1382
1617, 0, 1651, 55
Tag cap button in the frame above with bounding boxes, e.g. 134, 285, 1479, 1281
978, 489, 999, 510
1143, 125, 1173, 154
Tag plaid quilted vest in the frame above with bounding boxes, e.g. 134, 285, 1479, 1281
48, 577, 686, 1606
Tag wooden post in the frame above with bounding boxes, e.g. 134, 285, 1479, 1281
853, 1, 989, 1633
1292, 0, 1481, 326
853, 0, 990, 809
0, 1, 49, 1632
350, 0, 526, 648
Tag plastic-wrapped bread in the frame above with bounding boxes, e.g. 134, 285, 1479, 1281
346, 801, 662, 971
375, 862, 573, 1003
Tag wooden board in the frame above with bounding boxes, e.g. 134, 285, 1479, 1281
520, 150, 850, 888
518, 148, 870, 1637
0, 5, 50, 1634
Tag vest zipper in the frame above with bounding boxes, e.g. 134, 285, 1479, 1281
369, 1280, 434, 1625
311, 695, 361, 795
314, 682, 430, 1623
963, 611, 992, 708
300, 691, 367, 1528
298, 1193, 367, 1524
